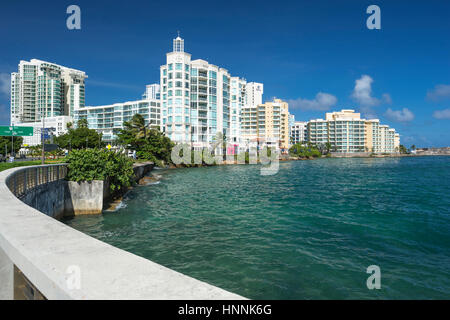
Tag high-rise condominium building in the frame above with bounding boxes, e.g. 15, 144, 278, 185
159, 35, 262, 152
10, 59, 87, 125
290, 121, 307, 145
288, 114, 295, 143
142, 84, 160, 100
241, 98, 290, 151
74, 99, 161, 142
307, 109, 400, 153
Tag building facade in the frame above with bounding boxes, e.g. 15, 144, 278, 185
142, 84, 160, 100
10, 59, 87, 125
14, 116, 72, 146
240, 98, 290, 151
307, 109, 399, 153
159, 36, 263, 153
74, 99, 161, 142
290, 121, 307, 145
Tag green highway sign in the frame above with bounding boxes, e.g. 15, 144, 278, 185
0, 126, 34, 137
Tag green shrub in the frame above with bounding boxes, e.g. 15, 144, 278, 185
65, 149, 134, 193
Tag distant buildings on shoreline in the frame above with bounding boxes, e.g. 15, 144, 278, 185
8, 36, 400, 154
308, 110, 400, 154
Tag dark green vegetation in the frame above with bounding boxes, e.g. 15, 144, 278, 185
399, 145, 408, 154
117, 114, 174, 166
0, 136, 23, 156
55, 119, 104, 150
289, 143, 322, 158
65, 148, 134, 193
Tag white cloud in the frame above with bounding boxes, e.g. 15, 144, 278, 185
384, 108, 415, 122
432, 108, 450, 120
0, 73, 10, 97
351, 75, 391, 119
427, 84, 450, 101
288, 92, 337, 111
351, 75, 380, 107
382, 93, 392, 104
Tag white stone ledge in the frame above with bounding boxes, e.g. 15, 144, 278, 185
0, 165, 245, 300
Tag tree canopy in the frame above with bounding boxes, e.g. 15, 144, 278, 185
289, 143, 322, 158
117, 114, 174, 165
0, 136, 23, 156
55, 119, 103, 150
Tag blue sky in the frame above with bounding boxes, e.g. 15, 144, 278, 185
1, 0, 449, 147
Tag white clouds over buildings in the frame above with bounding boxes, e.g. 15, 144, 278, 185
384, 108, 415, 122
427, 84, 450, 101
351, 75, 381, 107
288, 92, 337, 111
432, 108, 450, 120
351, 75, 391, 119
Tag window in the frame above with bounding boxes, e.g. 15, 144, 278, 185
176, 63, 182, 70
168, 64, 173, 71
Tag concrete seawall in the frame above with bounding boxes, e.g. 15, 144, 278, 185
65, 162, 155, 215
0, 163, 245, 300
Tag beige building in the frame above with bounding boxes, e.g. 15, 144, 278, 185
241, 98, 290, 152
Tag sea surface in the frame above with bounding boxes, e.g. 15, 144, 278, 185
64, 156, 450, 299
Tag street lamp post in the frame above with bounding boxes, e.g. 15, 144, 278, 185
41, 115, 45, 164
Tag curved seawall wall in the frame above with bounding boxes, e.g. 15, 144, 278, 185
0, 164, 244, 300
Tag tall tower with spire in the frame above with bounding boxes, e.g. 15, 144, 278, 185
173, 32, 184, 52
160, 34, 263, 153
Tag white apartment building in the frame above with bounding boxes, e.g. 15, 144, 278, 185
10, 59, 87, 125
74, 99, 161, 142
290, 121, 307, 145
14, 116, 72, 146
307, 109, 400, 153
160, 35, 263, 153
142, 84, 160, 100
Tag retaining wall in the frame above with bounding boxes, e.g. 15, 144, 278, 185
0, 163, 244, 300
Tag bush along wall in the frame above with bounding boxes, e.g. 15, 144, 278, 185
65, 148, 135, 195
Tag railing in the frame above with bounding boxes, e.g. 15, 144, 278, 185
5, 164, 67, 199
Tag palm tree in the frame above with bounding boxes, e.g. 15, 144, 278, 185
130, 114, 148, 140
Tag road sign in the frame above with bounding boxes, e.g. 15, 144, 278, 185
0, 126, 34, 136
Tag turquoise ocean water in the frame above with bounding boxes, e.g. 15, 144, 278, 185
65, 156, 450, 299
